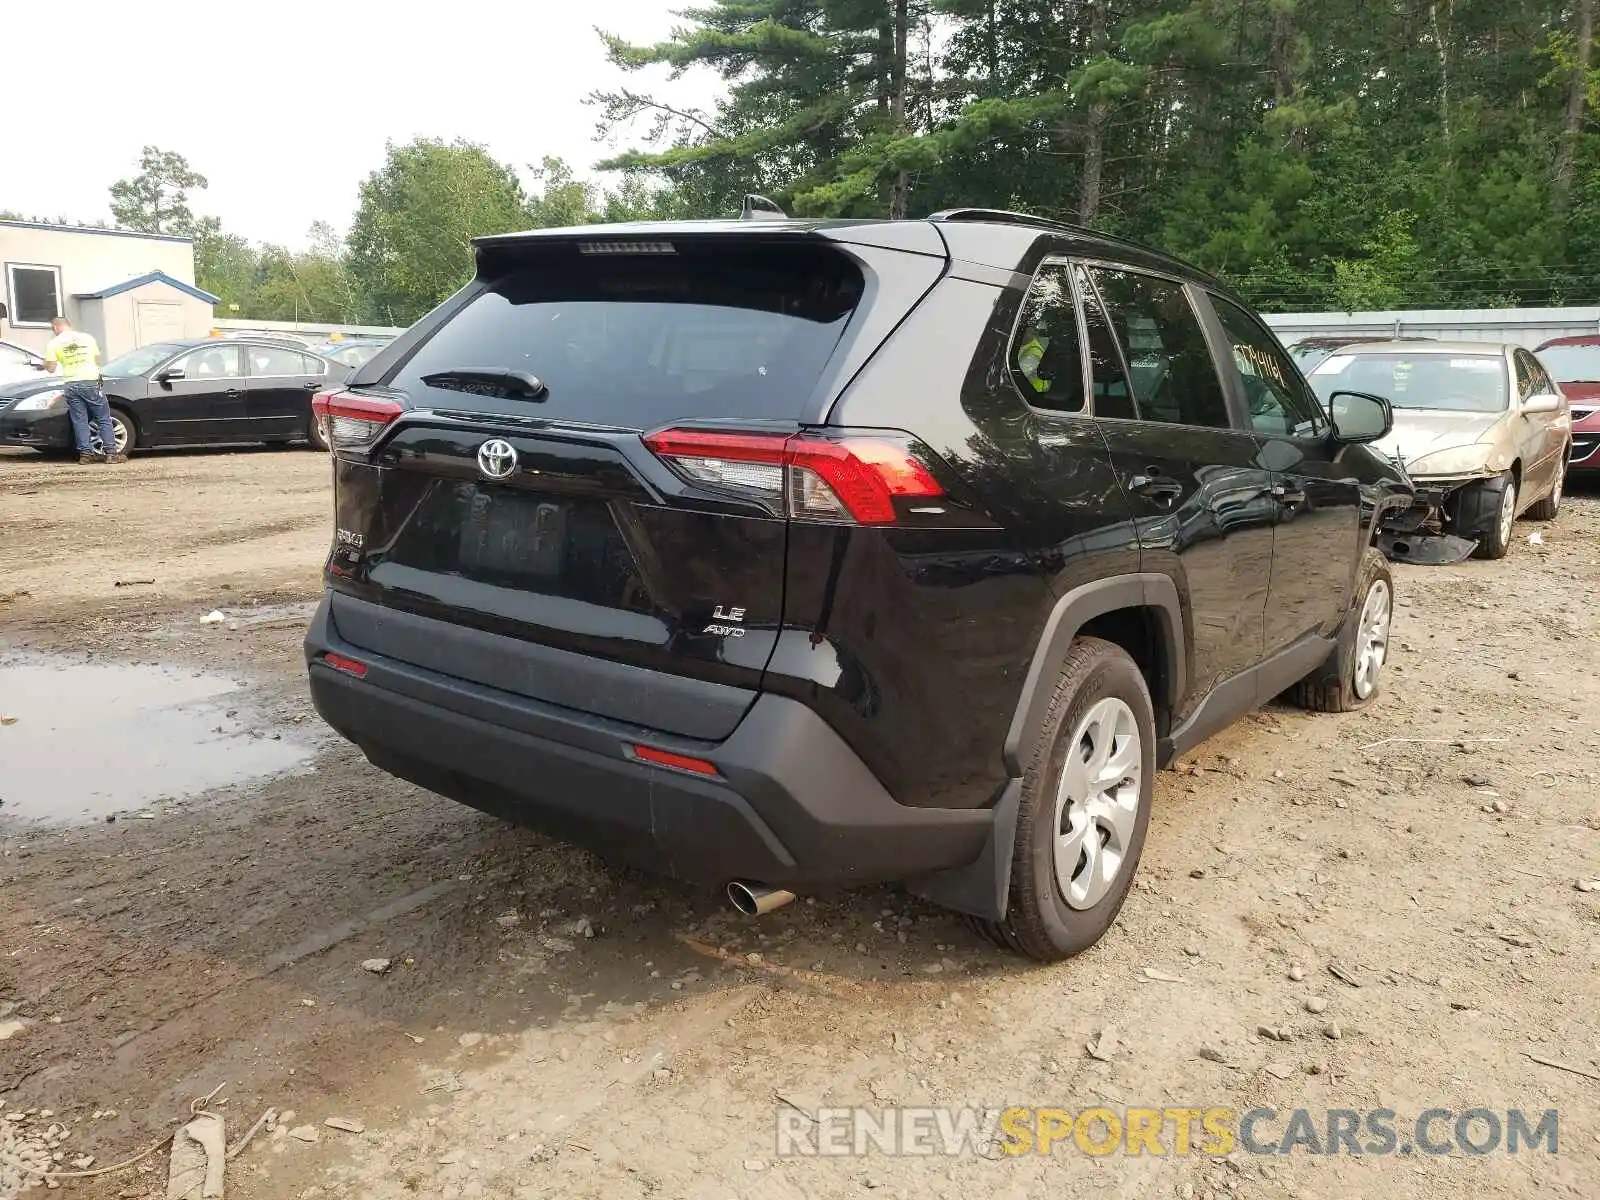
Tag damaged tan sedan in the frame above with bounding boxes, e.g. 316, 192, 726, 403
1307, 341, 1570, 562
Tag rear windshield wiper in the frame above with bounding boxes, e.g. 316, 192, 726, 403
420, 369, 548, 400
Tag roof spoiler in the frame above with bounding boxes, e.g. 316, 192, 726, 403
740, 194, 788, 221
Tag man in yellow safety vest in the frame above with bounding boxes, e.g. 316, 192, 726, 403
1017, 322, 1054, 395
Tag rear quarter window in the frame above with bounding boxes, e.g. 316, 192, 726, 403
390, 243, 865, 428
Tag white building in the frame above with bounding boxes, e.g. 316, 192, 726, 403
0, 220, 218, 358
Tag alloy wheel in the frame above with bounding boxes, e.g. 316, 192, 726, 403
1352, 578, 1392, 701
1497, 482, 1517, 547
1053, 698, 1143, 910
89, 417, 129, 456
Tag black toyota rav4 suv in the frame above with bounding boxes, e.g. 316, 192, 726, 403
305, 209, 1411, 961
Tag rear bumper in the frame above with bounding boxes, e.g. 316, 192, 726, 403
304, 595, 993, 891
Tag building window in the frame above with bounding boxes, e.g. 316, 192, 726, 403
5, 264, 63, 327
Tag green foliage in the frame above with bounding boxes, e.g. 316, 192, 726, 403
109, 147, 209, 235
90, 143, 696, 328
592, 0, 1600, 310
346, 139, 530, 325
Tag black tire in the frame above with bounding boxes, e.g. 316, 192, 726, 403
1291, 548, 1393, 713
1463, 472, 1517, 560
89, 409, 137, 456
307, 411, 329, 452
1526, 454, 1565, 521
971, 637, 1156, 962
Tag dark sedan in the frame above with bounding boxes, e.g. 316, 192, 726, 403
0, 338, 344, 454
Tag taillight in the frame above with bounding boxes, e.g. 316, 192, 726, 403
311, 390, 403, 452
642, 429, 943, 525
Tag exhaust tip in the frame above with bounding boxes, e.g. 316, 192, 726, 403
727, 881, 795, 916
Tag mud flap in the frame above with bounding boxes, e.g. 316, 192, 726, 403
1379, 531, 1478, 566
905, 779, 1022, 921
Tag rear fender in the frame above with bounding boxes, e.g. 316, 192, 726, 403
908, 573, 1186, 920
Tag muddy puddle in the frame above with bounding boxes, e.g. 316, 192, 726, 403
0, 651, 313, 825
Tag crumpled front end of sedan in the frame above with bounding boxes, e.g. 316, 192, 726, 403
1376, 441, 1513, 565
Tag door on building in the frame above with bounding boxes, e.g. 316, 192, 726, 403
243, 345, 329, 439
135, 301, 186, 347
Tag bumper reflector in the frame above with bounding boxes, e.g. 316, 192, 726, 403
630, 744, 719, 777
321, 652, 369, 679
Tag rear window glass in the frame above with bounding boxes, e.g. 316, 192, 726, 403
392, 244, 864, 427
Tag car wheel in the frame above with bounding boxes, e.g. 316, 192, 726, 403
307, 411, 330, 452
971, 637, 1155, 962
1526, 455, 1565, 521
1291, 548, 1393, 713
89, 409, 136, 456
1468, 473, 1518, 560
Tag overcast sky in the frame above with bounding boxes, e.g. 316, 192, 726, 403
7, 0, 721, 248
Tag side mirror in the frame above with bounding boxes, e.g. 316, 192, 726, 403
1522, 392, 1563, 415
1328, 390, 1393, 444
156, 367, 186, 384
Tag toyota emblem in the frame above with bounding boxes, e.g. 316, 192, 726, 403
477, 439, 519, 481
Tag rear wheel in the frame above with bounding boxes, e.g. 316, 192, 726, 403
1291, 548, 1393, 713
307, 411, 329, 452
1526, 455, 1565, 521
971, 637, 1155, 962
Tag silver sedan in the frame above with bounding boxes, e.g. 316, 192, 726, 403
1307, 341, 1569, 561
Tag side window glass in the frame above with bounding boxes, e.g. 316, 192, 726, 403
1535, 361, 1560, 397
1514, 351, 1546, 400
1209, 296, 1327, 437
1074, 266, 1137, 421
248, 346, 309, 377
1009, 265, 1086, 414
174, 345, 242, 379
299, 352, 327, 375
1090, 269, 1231, 429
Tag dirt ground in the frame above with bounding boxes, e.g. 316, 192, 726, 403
1, 446, 1597, 1200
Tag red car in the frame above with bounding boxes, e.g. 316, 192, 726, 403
1536, 335, 1600, 474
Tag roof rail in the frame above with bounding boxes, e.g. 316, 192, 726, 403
927, 207, 1077, 232
927, 207, 1157, 254
741, 194, 789, 221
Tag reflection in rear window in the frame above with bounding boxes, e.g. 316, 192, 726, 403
394, 244, 864, 428
1310, 353, 1508, 414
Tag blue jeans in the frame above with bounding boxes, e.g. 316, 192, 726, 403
65, 380, 116, 454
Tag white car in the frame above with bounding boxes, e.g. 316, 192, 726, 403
0, 339, 48, 386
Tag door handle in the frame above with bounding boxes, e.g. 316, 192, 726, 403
1128, 472, 1184, 503
1270, 484, 1307, 506
224, 388, 241, 398
301, 382, 320, 391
